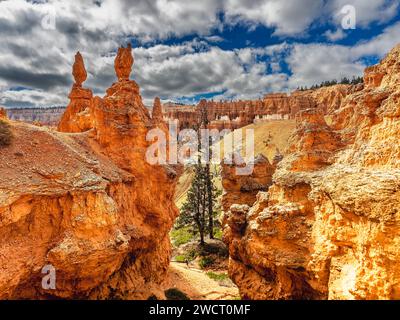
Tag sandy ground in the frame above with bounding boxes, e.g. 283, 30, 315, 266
163, 262, 240, 300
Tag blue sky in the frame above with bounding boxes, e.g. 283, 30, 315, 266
0, 0, 399, 108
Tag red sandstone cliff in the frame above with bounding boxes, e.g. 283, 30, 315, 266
0, 46, 181, 299
222, 44, 400, 300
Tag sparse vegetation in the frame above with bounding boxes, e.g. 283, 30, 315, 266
206, 272, 229, 282
213, 226, 223, 240
170, 226, 194, 247
174, 249, 198, 263
199, 256, 215, 269
263, 131, 273, 148
297, 76, 364, 91
164, 288, 190, 300
173, 239, 228, 274
174, 255, 187, 263
0, 120, 13, 147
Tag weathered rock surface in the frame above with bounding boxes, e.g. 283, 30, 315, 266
0, 46, 181, 299
58, 52, 93, 133
285, 108, 343, 172
309, 84, 353, 115
115, 44, 134, 81
221, 154, 275, 212
222, 44, 400, 300
0, 108, 6, 119
72, 52, 87, 87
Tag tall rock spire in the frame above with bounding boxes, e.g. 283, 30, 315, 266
106, 44, 139, 98
72, 51, 87, 87
152, 97, 164, 123
58, 51, 93, 132
114, 44, 134, 81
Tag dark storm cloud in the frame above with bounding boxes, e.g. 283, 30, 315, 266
0, 65, 70, 90
0, 99, 35, 108
56, 17, 80, 37
5, 43, 34, 59
0, 11, 38, 36
133, 47, 244, 99
119, 0, 160, 16
83, 28, 114, 44
87, 68, 117, 94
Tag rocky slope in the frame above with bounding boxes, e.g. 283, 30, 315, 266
0, 45, 181, 299
222, 44, 400, 300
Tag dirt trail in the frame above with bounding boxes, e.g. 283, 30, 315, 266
163, 262, 239, 300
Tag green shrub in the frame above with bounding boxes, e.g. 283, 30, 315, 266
175, 255, 186, 263
206, 272, 229, 282
170, 226, 194, 247
213, 227, 223, 240
0, 120, 13, 147
174, 249, 198, 263
164, 288, 190, 300
199, 256, 215, 269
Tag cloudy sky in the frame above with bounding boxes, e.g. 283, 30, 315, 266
0, 0, 399, 108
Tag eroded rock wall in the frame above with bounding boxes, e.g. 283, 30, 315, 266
0, 46, 181, 299
221, 154, 275, 212
222, 44, 400, 300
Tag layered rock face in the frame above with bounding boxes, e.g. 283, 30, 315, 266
262, 92, 317, 119
309, 84, 355, 115
0, 46, 180, 299
163, 85, 351, 131
222, 44, 400, 300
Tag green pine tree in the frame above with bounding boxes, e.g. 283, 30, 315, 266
177, 101, 222, 245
